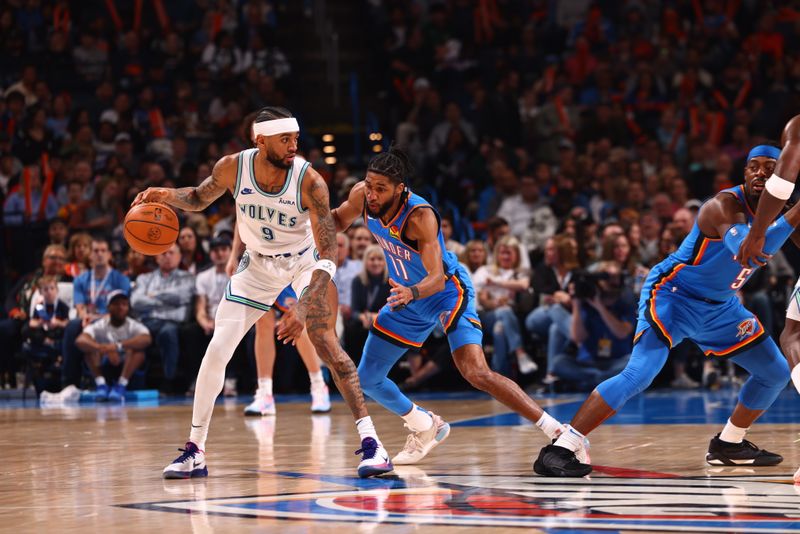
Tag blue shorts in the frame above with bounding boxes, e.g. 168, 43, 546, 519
370, 269, 483, 352
637, 285, 767, 358
273, 287, 298, 313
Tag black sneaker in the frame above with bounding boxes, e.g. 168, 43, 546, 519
533, 444, 593, 477
705, 433, 783, 466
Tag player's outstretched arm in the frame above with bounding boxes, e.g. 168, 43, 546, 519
739, 116, 800, 266
278, 169, 337, 343
387, 208, 446, 309
331, 182, 366, 232
132, 154, 236, 211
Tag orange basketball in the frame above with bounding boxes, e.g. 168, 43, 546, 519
123, 202, 180, 256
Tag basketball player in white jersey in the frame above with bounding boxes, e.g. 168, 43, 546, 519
779, 274, 800, 484
132, 107, 392, 479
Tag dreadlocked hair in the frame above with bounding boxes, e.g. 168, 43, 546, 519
367, 145, 414, 186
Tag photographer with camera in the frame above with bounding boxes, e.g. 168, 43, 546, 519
549, 262, 635, 390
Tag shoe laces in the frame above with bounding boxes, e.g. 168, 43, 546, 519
401, 427, 424, 454
173, 442, 199, 463
355, 437, 379, 459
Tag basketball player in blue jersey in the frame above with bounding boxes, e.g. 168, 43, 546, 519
536, 145, 800, 477
738, 114, 800, 267
331, 147, 572, 465
134, 107, 392, 479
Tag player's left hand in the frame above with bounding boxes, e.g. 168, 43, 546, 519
276, 307, 303, 345
388, 279, 413, 311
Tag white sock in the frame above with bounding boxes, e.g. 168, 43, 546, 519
118, 377, 129, 387
258, 377, 273, 397
95, 376, 106, 387
719, 419, 747, 444
554, 424, 585, 453
536, 411, 562, 440
308, 370, 325, 387
402, 404, 433, 432
188, 427, 205, 452
356, 416, 380, 444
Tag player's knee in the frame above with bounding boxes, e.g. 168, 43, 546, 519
756, 354, 790, 386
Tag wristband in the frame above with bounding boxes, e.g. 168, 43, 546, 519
116, 341, 124, 353
765, 173, 795, 200
792, 363, 800, 396
314, 259, 337, 278
410, 285, 420, 301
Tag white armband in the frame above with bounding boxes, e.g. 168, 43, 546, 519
314, 259, 337, 278
792, 363, 800, 396
764, 173, 795, 200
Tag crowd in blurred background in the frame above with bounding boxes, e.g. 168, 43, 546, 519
2, 0, 800, 398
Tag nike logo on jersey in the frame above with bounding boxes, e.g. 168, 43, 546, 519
241, 188, 255, 195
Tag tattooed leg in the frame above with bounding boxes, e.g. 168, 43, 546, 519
305, 280, 368, 420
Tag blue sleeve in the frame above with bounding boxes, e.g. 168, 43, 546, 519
73, 275, 87, 306
115, 271, 131, 293
723, 216, 794, 261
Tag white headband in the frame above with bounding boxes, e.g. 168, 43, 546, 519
252, 117, 299, 137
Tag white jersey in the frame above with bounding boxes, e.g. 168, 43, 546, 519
233, 149, 314, 256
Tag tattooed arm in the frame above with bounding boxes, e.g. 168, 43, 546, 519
132, 154, 236, 211
277, 168, 337, 343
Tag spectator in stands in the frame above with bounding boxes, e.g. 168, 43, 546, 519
348, 225, 373, 262
177, 226, 208, 275
76, 290, 151, 401
21, 275, 69, 367
3, 164, 58, 226
550, 262, 635, 389
526, 234, 580, 383
62, 237, 131, 388
181, 235, 234, 392
460, 240, 489, 275
0, 245, 70, 387
440, 212, 465, 257
47, 217, 68, 248
130, 243, 195, 389
57, 180, 89, 229
122, 249, 153, 281
64, 232, 91, 278
473, 236, 537, 377
347, 245, 391, 357
332, 233, 361, 324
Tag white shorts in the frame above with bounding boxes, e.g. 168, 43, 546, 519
786, 276, 800, 322
224, 247, 318, 312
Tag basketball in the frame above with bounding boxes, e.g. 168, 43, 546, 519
123, 203, 179, 256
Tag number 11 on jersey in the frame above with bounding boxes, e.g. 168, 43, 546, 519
389, 256, 409, 281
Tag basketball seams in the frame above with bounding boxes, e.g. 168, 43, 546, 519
123, 229, 174, 247
124, 219, 180, 231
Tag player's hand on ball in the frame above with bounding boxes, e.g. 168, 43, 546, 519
132, 187, 170, 206
387, 279, 412, 311
276, 307, 303, 345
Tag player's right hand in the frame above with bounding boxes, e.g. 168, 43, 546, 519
132, 187, 170, 206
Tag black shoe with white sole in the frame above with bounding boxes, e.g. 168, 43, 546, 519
705, 433, 782, 466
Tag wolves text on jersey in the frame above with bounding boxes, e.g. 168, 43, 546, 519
238, 204, 298, 228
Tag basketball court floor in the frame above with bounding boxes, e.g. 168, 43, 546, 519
3, 388, 800, 533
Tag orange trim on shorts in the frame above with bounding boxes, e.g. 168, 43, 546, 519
468, 318, 482, 329
647, 265, 685, 347
371, 316, 424, 348
443, 275, 466, 331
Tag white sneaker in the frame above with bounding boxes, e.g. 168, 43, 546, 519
392, 412, 451, 465
356, 437, 393, 478
310, 383, 331, 413
244, 393, 276, 416
517, 351, 539, 375
163, 442, 208, 479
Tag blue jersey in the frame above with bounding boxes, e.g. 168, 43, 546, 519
365, 192, 460, 286
644, 185, 757, 303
